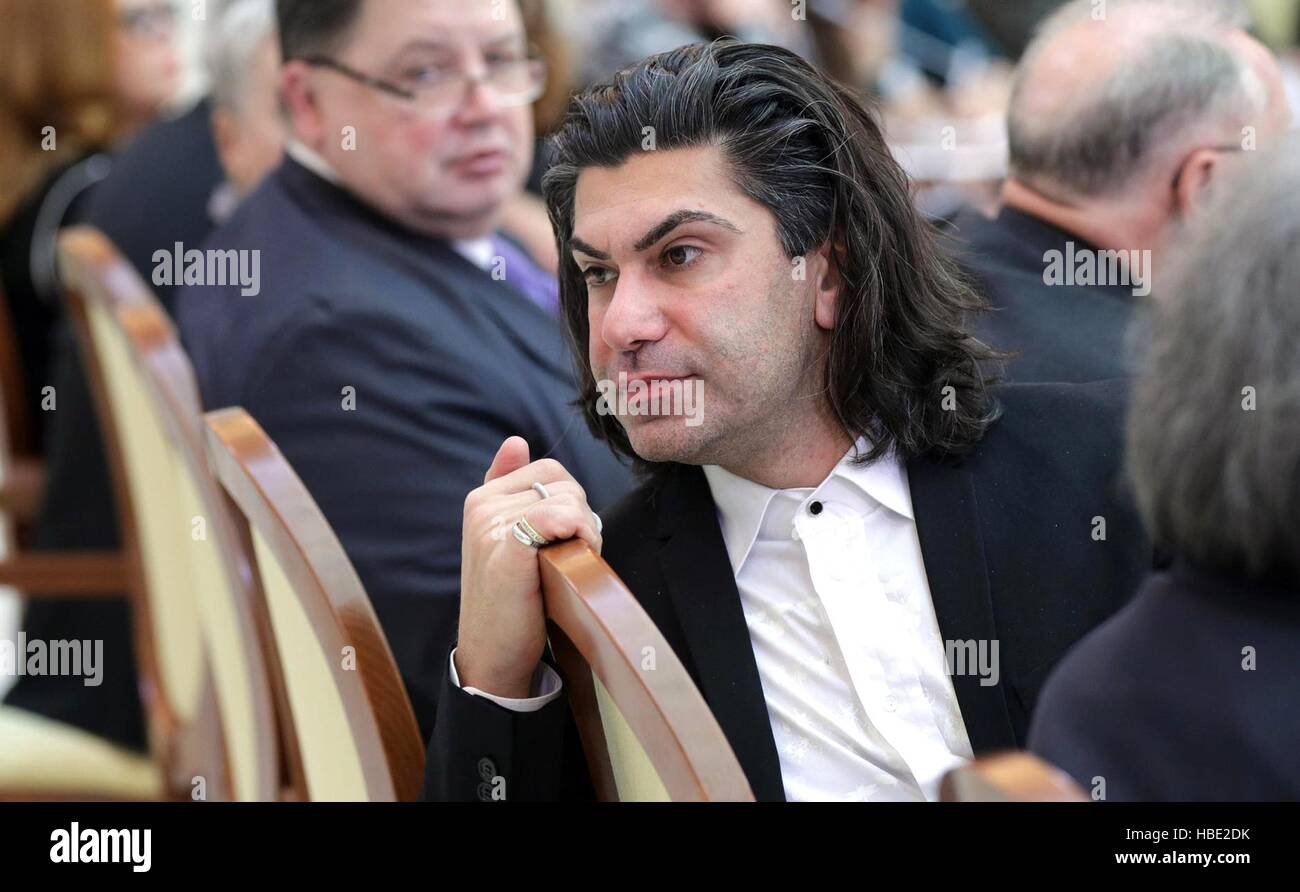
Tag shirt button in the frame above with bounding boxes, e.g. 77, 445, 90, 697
884, 694, 898, 713
808, 500, 824, 516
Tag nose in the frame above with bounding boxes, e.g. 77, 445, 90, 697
598, 273, 669, 355
450, 68, 505, 126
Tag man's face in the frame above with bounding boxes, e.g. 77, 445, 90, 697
572, 145, 835, 469
113, 0, 181, 121
290, 0, 534, 238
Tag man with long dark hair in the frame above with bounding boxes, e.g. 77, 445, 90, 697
425, 41, 1152, 801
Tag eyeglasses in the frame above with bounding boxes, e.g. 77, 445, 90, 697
118, 1, 177, 38
300, 49, 547, 116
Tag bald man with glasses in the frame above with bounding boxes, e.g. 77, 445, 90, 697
175, 0, 632, 741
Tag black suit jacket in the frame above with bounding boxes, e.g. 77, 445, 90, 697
423, 380, 1153, 800
176, 158, 633, 741
1030, 561, 1300, 801
944, 206, 1143, 384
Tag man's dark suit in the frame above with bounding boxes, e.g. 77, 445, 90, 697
944, 206, 1142, 383
1030, 561, 1300, 801
176, 157, 632, 740
3, 103, 224, 749
423, 380, 1153, 800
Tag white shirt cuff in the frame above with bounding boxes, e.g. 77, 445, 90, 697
449, 647, 563, 713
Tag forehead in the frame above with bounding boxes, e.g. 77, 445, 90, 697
573, 145, 767, 250
346, 0, 523, 57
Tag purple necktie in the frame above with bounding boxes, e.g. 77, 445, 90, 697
490, 234, 560, 315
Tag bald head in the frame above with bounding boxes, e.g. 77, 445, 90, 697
1008, 0, 1284, 198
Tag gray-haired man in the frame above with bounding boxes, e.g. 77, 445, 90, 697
1030, 137, 1300, 800
206, 0, 285, 211
946, 0, 1291, 383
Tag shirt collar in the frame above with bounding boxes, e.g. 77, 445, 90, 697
286, 138, 341, 184
207, 180, 239, 225
286, 139, 497, 269
702, 437, 914, 575
452, 236, 495, 270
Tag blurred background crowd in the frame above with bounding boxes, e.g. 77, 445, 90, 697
7, 0, 1300, 268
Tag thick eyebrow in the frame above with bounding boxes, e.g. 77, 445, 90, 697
569, 237, 610, 261
392, 32, 525, 57
633, 209, 742, 251
570, 209, 743, 262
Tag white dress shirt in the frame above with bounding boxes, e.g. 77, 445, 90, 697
454, 440, 973, 800
703, 442, 972, 801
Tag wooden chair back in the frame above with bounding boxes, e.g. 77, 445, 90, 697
540, 541, 754, 801
202, 407, 424, 801
58, 227, 281, 800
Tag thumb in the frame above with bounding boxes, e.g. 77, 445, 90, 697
485, 436, 531, 483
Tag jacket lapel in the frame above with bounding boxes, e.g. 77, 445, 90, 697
907, 452, 1018, 752
652, 465, 787, 801
451, 256, 573, 380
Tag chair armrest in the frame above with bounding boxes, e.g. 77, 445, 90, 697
940, 752, 1089, 802
0, 457, 45, 521
0, 552, 128, 596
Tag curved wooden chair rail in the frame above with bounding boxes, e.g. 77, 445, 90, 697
939, 752, 1089, 802
540, 541, 755, 802
0, 280, 35, 457
65, 230, 285, 800
0, 279, 42, 529
202, 407, 425, 801
50, 227, 281, 801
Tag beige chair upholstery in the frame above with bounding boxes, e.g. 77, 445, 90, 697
0, 708, 162, 800
249, 528, 371, 801
203, 407, 424, 802
83, 295, 205, 731
592, 675, 672, 801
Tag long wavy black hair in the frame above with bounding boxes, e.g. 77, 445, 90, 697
542, 41, 998, 471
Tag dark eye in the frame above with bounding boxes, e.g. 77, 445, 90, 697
582, 267, 615, 287
403, 64, 455, 86
664, 245, 702, 268
487, 50, 527, 68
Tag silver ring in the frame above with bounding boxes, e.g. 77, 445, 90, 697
531, 481, 551, 500
594, 512, 603, 534
511, 515, 551, 549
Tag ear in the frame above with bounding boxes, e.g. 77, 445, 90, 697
279, 61, 325, 148
811, 239, 846, 332
1172, 147, 1223, 214
210, 107, 240, 178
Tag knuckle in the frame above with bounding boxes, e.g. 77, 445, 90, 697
535, 458, 564, 478
464, 489, 483, 514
